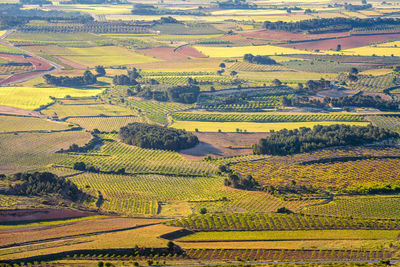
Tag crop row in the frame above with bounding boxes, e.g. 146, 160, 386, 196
0, 64, 34, 75
66, 248, 392, 262
172, 113, 366, 122
185, 248, 390, 261
229, 62, 289, 72
341, 73, 398, 93
367, 115, 400, 132
231, 155, 400, 192
304, 195, 400, 219
168, 212, 400, 231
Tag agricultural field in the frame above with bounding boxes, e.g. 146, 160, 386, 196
0, 87, 102, 110
171, 120, 369, 133
3, 0, 400, 265
0, 116, 70, 132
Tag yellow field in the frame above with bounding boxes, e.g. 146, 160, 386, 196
0, 86, 102, 110
341, 46, 400, 57
170, 121, 370, 133
359, 68, 393, 76
194, 44, 313, 58
0, 30, 6, 37
63, 46, 158, 67
53, 4, 132, 15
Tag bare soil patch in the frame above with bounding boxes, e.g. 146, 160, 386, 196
0, 209, 95, 223
278, 33, 400, 51
0, 105, 41, 117
179, 132, 267, 160
176, 46, 206, 58
139, 47, 187, 61
242, 30, 349, 42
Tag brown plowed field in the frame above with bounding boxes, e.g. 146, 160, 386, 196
0, 209, 94, 223
139, 46, 206, 61
176, 46, 206, 58
278, 33, 400, 51
242, 30, 350, 41
0, 105, 41, 117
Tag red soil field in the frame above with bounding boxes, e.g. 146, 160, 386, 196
278, 33, 400, 51
0, 208, 95, 223
0, 70, 48, 85
0, 53, 53, 85
138, 46, 206, 61
242, 30, 350, 42
176, 46, 206, 58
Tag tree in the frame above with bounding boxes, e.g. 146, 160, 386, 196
393, 66, 400, 72
272, 79, 282, 86
83, 70, 97, 84
230, 70, 238, 77
95, 65, 106, 77
199, 207, 207, 214
167, 241, 175, 252
336, 44, 342, 51
73, 162, 86, 171
219, 62, 226, 68
97, 261, 104, 267
350, 67, 359, 75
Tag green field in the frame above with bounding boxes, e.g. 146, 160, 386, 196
170, 121, 370, 132
178, 230, 400, 241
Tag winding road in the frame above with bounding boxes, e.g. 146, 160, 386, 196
0, 29, 62, 85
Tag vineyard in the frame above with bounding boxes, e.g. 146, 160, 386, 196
230, 147, 400, 191
124, 97, 189, 124
66, 116, 141, 131
228, 61, 290, 72
0, 131, 91, 174
58, 136, 217, 176
339, 72, 399, 93
168, 212, 400, 231
183, 248, 391, 262
0, 64, 34, 75
61, 248, 392, 262
367, 115, 400, 132
67, 172, 321, 216
303, 195, 400, 219
171, 113, 366, 123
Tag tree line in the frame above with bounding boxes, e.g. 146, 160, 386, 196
43, 70, 97, 87
119, 123, 199, 151
253, 124, 399, 155
282, 95, 399, 110
264, 17, 400, 33
2, 172, 84, 201
243, 54, 277, 65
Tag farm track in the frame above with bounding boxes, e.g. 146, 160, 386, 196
0, 29, 62, 85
